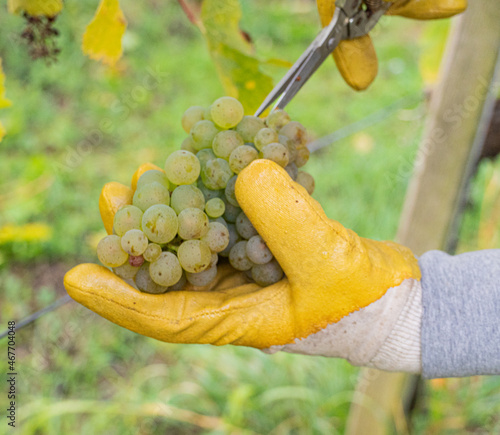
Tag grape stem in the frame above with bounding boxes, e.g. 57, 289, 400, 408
166, 243, 180, 253
177, 0, 202, 27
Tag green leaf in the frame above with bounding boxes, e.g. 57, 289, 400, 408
262, 58, 293, 69
200, 0, 273, 115
201, 0, 251, 55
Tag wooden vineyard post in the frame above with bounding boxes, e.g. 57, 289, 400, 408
345, 1, 500, 434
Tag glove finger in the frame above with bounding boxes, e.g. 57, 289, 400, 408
316, 0, 377, 90
333, 36, 378, 91
387, 0, 467, 19
316, 0, 336, 27
99, 182, 133, 234
100, 163, 164, 234
64, 263, 294, 348
235, 160, 353, 287
131, 162, 164, 191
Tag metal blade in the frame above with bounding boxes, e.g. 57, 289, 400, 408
255, 7, 346, 116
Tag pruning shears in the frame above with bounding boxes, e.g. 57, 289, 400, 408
255, 0, 391, 116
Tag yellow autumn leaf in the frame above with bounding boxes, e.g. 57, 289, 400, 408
0, 59, 12, 110
82, 0, 127, 67
8, 0, 63, 17
0, 122, 6, 142
0, 58, 11, 143
0, 223, 52, 244
419, 20, 451, 85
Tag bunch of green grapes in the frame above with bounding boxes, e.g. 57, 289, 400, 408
96, 97, 315, 292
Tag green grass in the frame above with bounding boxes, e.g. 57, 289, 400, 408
1, 0, 500, 433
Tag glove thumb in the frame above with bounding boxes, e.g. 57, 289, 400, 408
235, 159, 353, 288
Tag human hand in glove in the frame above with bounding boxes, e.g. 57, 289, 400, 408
318, 0, 467, 90
64, 160, 423, 373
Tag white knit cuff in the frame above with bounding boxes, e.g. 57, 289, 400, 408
263, 279, 423, 374
367, 280, 422, 373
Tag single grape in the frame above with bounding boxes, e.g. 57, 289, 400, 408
246, 235, 273, 264
191, 120, 219, 150
260, 143, 289, 168
142, 204, 178, 244
177, 240, 212, 273
224, 175, 238, 207
235, 116, 266, 142
284, 162, 299, 180
203, 106, 213, 122
212, 130, 244, 160
97, 235, 128, 267
165, 150, 201, 185
296, 171, 315, 195
279, 121, 307, 147
251, 259, 284, 286
229, 241, 253, 271
113, 261, 140, 280
121, 229, 148, 256
170, 185, 205, 214
210, 96, 244, 129
229, 145, 258, 174
201, 158, 233, 190
135, 263, 168, 294
279, 135, 297, 163
113, 205, 143, 236
254, 128, 279, 151
210, 252, 219, 268
178, 207, 210, 240
197, 179, 223, 201
235, 211, 258, 239
136, 169, 170, 191
295, 146, 310, 168
201, 222, 230, 253
181, 106, 205, 134
169, 272, 187, 291
197, 148, 216, 169
133, 182, 170, 211
186, 264, 218, 287
265, 109, 291, 131
143, 243, 162, 262
129, 255, 145, 267
205, 197, 225, 218
149, 251, 183, 287
181, 136, 197, 153
218, 223, 240, 257
222, 198, 241, 223
210, 216, 228, 227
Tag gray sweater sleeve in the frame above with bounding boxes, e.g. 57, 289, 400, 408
419, 250, 500, 378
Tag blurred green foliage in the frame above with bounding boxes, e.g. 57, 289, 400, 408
1, 0, 499, 433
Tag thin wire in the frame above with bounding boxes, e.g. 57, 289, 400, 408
308, 94, 423, 153
0, 294, 72, 339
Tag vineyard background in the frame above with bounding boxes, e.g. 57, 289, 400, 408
1, 0, 499, 433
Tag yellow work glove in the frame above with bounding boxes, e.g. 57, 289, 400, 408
64, 160, 422, 370
318, 0, 467, 90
